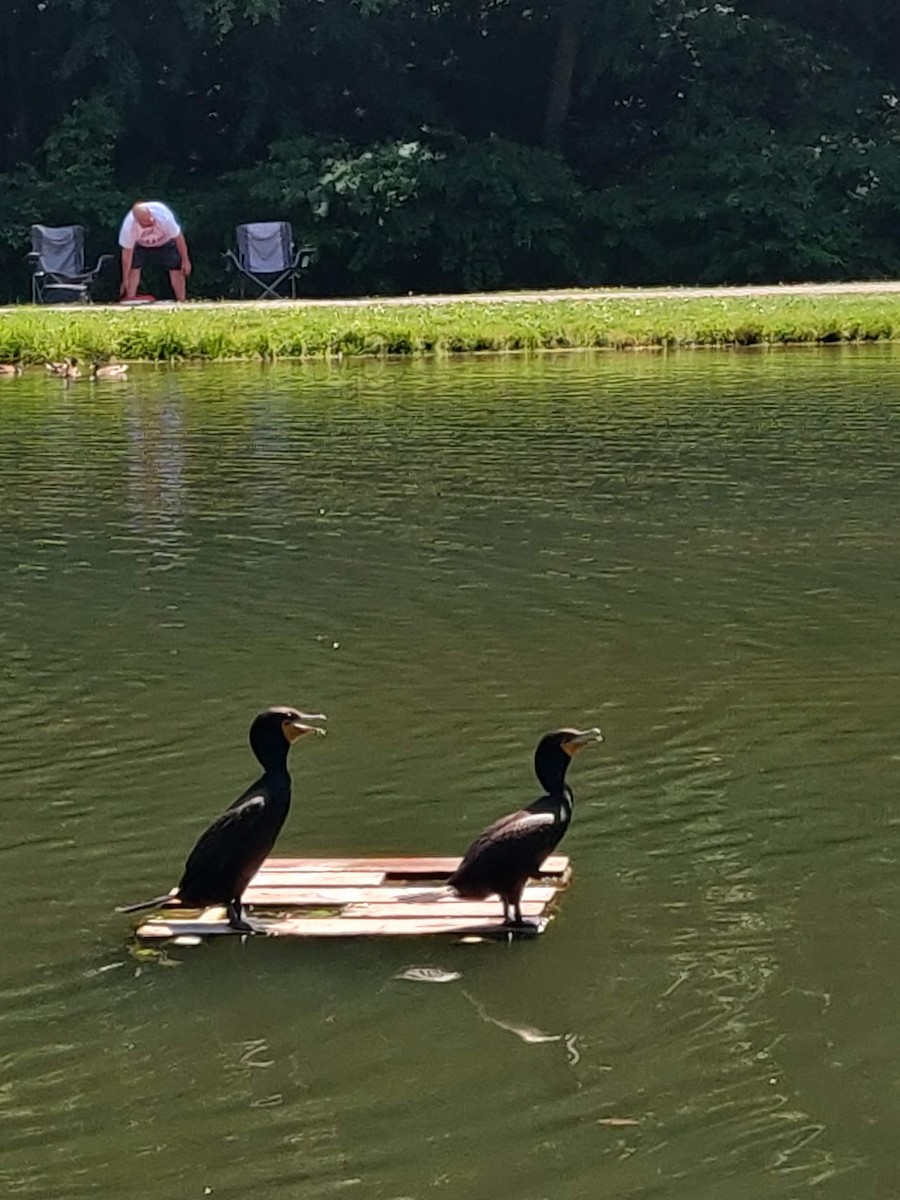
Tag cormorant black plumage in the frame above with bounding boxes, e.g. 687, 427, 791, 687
448, 727, 602, 925
117, 706, 326, 930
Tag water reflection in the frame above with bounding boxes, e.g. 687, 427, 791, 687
124, 384, 189, 570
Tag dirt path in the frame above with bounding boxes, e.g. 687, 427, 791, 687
209, 280, 900, 309
7, 280, 900, 314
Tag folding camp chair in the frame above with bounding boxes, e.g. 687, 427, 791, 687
28, 225, 112, 304
223, 222, 315, 299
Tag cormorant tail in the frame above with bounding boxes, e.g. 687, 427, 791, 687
115, 894, 179, 914
402, 886, 455, 903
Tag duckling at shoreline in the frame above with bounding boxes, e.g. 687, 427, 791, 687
45, 358, 81, 379
91, 362, 129, 380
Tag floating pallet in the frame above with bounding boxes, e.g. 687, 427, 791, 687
135, 854, 571, 942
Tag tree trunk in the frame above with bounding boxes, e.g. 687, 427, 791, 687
542, 0, 589, 153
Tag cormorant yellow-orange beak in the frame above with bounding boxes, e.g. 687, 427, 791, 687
283, 714, 327, 742
562, 727, 603, 756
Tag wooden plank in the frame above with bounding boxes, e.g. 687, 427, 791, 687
242, 884, 559, 908
136, 914, 549, 940
243, 886, 382, 906
258, 855, 570, 878
340, 899, 547, 919
249, 870, 386, 889
256, 860, 406, 874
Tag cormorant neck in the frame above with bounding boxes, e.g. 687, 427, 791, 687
250, 729, 291, 775
534, 743, 572, 795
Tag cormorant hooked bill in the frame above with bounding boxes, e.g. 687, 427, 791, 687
447, 727, 603, 925
117, 706, 326, 931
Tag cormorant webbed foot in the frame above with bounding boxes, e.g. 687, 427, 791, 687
226, 901, 257, 933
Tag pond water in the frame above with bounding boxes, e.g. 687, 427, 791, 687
1, 347, 899, 1199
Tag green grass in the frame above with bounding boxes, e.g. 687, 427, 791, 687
3, 292, 900, 362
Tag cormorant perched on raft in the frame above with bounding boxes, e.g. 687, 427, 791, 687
447, 727, 603, 926
117, 706, 326, 931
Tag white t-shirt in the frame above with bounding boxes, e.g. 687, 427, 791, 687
119, 202, 181, 249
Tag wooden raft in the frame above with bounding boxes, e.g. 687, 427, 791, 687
135, 855, 571, 942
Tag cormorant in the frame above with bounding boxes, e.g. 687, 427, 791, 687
447, 727, 603, 925
117, 706, 326, 931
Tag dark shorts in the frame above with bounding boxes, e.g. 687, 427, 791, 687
133, 240, 182, 270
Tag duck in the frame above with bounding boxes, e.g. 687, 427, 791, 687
446, 727, 603, 925
117, 705, 326, 931
0, 363, 22, 376
45, 358, 81, 378
91, 362, 129, 380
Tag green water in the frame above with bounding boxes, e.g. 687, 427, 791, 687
1, 348, 899, 1199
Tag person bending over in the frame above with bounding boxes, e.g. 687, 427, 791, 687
119, 201, 192, 302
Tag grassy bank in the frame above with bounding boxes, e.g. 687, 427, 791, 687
3, 290, 900, 362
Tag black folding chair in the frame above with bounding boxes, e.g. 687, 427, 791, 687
28, 224, 112, 304
223, 222, 315, 299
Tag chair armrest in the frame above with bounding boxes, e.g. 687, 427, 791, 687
86, 253, 114, 279
292, 246, 316, 269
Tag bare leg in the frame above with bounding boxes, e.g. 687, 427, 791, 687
124, 268, 141, 300
168, 269, 186, 301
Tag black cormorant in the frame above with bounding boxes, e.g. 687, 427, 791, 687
117, 706, 326, 931
447, 727, 603, 925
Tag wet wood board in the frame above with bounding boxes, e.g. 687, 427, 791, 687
135, 855, 571, 942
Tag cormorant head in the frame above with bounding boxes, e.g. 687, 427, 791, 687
249, 705, 327, 768
534, 727, 603, 793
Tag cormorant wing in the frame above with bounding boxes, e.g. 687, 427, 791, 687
177, 788, 271, 899
484, 807, 556, 840
457, 807, 558, 871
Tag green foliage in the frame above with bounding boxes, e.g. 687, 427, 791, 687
223, 135, 586, 293
0, 96, 125, 298
593, 122, 900, 285
421, 139, 586, 291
